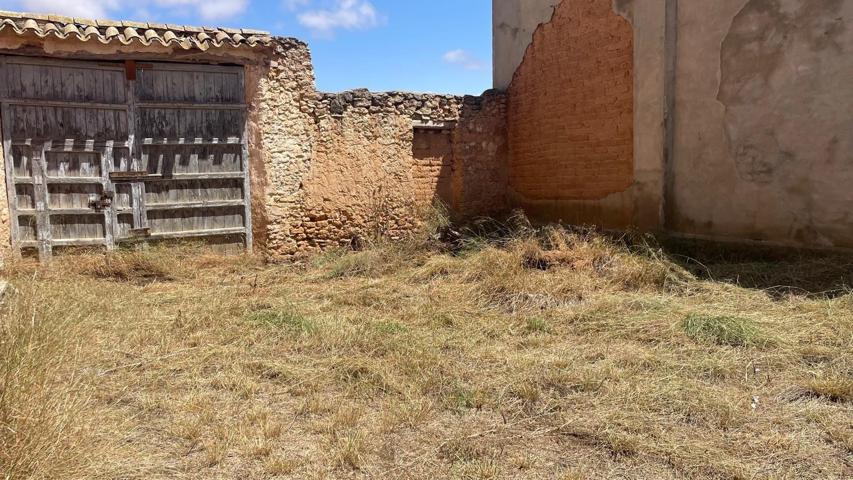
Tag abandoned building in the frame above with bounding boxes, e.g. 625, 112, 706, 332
0, 0, 850, 260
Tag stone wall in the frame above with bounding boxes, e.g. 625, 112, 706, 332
252, 41, 508, 257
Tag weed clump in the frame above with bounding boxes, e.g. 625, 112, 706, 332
682, 314, 765, 347
77, 251, 173, 284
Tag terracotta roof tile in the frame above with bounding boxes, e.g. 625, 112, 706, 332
0, 10, 273, 51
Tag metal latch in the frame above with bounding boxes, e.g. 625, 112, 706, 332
89, 191, 114, 211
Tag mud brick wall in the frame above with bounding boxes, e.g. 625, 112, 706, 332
450, 92, 509, 218
507, 0, 634, 202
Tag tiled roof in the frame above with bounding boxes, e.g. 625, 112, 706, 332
0, 10, 273, 51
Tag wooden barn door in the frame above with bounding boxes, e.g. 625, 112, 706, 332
131, 62, 251, 251
0, 56, 129, 260
0, 56, 252, 259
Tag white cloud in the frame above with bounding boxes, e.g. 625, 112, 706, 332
283, 0, 311, 10
19, 0, 119, 19
297, 0, 382, 36
442, 49, 485, 71
154, 0, 249, 21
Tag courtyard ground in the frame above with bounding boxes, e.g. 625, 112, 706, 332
1, 220, 851, 479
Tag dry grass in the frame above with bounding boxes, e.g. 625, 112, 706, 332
1, 226, 851, 479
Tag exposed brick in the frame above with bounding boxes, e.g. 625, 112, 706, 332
507, 0, 634, 202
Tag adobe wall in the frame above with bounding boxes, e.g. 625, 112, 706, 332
670, 0, 853, 248
450, 92, 509, 218
505, 0, 662, 230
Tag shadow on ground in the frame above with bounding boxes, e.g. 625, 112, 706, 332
659, 237, 853, 299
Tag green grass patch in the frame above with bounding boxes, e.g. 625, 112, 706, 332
247, 308, 318, 335
682, 314, 764, 347
524, 317, 552, 335
372, 321, 408, 335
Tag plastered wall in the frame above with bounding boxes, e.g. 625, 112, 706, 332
671, 0, 853, 248
493, 0, 560, 90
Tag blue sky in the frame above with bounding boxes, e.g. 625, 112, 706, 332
1, 0, 493, 94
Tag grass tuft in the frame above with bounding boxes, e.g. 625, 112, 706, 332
682, 314, 765, 347
525, 317, 552, 335
247, 308, 317, 335
804, 374, 852, 404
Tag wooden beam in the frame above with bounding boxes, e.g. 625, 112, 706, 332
33, 142, 52, 261
0, 99, 127, 110
140, 137, 242, 146
22, 238, 105, 247
138, 200, 245, 211
102, 141, 115, 251
136, 103, 247, 111
143, 172, 245, 181
42, 176, 104, 184
142, 227, 245, 241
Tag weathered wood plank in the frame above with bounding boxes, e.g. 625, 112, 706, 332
18, 207, 93, 215
43, 176, 103, 184
21, 238, 105, 247
102, 142, 115, 250
33, 142, 52, 260
140, 138, 241, 146
145, 226, 244, 240
239, 68, 253, 253
0, 60, 21, 253
0, 99, 126, 110
140, 199, 244, 211
137, 102, 247, 110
